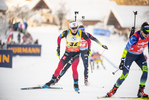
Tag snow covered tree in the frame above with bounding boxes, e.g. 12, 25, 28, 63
55, 2, 67, 30
7, 5, 34, 23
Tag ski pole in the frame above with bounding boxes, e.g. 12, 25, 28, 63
101, 49, 106, 56
82, 16, 85, 21
74, 11, 79, 21
82, 16, 85, 26
133, 11, 137, 32
90, 61, 93, 73
112, 69, 119, 75
129, 11, 137, 38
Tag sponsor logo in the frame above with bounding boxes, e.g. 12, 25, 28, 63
7, 45, 41, 56
144, 26, 149, 28
142, 61, 147, 64
8, 47, 40, 54
62, 56, 66, 60
0, 54, 10, 63
138, 42, 148, 45
64, 52, 69, 56
0, 50, 12, 68
72, 37, 76, 41
73, 23, 77, 27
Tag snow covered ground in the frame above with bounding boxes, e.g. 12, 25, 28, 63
0, 25, 149, 100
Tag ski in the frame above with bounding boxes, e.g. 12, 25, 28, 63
97, 96, 107, 99
97, 96, 149, 99
119, 97, 149, 99
21, 86, 63, 90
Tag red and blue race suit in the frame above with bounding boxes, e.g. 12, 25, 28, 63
54, 29, 91, 80
57, 32, 103, 79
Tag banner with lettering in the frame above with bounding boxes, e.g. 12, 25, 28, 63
0, 50, 13, 68
7, 44, 41, 56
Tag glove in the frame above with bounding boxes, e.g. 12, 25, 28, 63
87, 49, 91, 57
56, 47, 60, 57
102, 45, 108, 50
119, 58, 125, 70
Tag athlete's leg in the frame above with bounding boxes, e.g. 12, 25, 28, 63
55, 58, 73, 84
115, 52, 137, 87
72, 53, 80, 91
80, 50, 89, 79
72, 53, 80, 79
96, 61, 99, 69
43, 51, 73, 87
135, 53, 148, 97
135, 53, 148, 86
54, 51, 72, 77
59, 58, 73, 78
106, 52, 136, 97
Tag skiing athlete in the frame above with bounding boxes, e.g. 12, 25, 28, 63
42, 21, 91, 92
55, 25, 108, 85
105, 22, 149, 98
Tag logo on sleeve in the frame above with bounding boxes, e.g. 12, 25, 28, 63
62, 56, 66, 60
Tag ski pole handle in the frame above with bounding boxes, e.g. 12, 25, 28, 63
112, 69, 119, 75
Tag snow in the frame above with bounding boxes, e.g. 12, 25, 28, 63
0, 25, 149, 100
110, 4, 149, 28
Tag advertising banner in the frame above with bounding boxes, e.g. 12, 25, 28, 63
7, 44, 41, 56
93, 28, 110, 37
0, 50, 13, 68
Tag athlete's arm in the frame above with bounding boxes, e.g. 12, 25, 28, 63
86, 32, 102, 46
57, 30, 67, 48
122, 35, 138, 58
82, 32, 91, 49
125, 35, 138, 50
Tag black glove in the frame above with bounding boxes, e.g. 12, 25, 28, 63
56, 47, 60, 57
102, 45, 108, 50
119, 59, 125, 70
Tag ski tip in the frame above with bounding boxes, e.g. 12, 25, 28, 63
59, 87, 63, 89
97, 96, 107, 99
21, 88, 25, 90
58, 87, 63, 89
21, 86, 63, 90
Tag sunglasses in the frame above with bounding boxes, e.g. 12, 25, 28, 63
71, 27, 78, 30
142, 30, 149, 35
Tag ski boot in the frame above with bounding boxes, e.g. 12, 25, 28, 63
74, 79, 79, 93
42, 75, 56, 88
84, 78, 88, 86
55, 77, 60, 84
106, 85, 118, 97
137, 85, 148, 98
